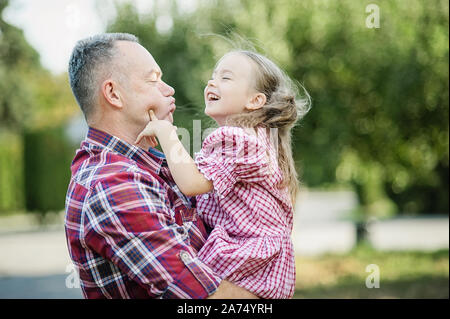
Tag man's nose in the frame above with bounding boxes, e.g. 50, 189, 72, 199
160, 81, 175, 96
207, 79, 216, 87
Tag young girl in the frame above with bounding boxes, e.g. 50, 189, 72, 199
135, 50, 310, 299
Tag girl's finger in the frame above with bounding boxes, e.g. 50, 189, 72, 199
135, 132, 145, 144
151, 137, 158, 147
149, 110, 158, 121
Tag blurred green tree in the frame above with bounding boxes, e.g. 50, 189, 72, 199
195, 0, 449, 216
107, 0, 448, 216
281, 0, 449, 216
0, 0, 79, 215
0, 0, 40, 131
0, 0, 38, 212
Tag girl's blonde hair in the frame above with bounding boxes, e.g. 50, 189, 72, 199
225, 50, 311, 206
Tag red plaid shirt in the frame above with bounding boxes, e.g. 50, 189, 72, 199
64, 127, 221, 299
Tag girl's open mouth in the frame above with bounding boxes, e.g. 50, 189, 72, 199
207, 92, 221, 102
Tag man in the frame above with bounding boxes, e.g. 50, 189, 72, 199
65, 33, 256, 299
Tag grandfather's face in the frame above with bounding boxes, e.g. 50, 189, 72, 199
114, 41, 176, 126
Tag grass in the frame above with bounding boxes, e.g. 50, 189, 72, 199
294, 243, 449, 299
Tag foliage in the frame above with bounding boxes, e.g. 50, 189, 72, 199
23, 127, 74, 215
294, 246, 449, 298
0, 130, 23, 211
0, 0, 448, 216
0, 0, 79, 214
283, 0, 449, 215
107, 3, 218, 145
0, 0, 40, 132
107, 0, 449, 215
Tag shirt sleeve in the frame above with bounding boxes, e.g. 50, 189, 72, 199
82, 170, 221, 299
194, 126, 270, 198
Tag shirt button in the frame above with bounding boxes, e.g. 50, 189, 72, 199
176, 227, 185, 235
180, 251, 191, 263
202, 194, 209, 200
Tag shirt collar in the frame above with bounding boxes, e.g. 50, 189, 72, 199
85, 127, 165, 173
147, 146, 166, 159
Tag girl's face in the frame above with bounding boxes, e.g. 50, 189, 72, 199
204, 52, 257, 126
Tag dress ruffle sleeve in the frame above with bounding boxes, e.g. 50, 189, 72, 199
194, 126, 270, 198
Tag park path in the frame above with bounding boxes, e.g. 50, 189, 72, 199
0, 190, 448, 298
0, 226, 83, 298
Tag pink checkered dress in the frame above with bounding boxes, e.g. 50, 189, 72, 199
194, 126, 296, 299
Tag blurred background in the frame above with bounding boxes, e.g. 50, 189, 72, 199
0, 0, 448, 299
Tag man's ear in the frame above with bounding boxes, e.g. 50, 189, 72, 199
101, 79, 123, 108
244, 92, 266, 111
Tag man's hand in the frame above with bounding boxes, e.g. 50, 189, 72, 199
135, 110, 177, 147
208, 280, 260, 299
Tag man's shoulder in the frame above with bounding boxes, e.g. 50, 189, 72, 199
71, 145, 160, 191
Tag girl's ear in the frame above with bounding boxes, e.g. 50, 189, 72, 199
102, 79, 123, 108
244, 92, 266, 111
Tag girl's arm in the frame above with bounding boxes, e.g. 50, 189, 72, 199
135, 111, 213, 196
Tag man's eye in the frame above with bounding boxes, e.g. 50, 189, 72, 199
222, 77, 231, 80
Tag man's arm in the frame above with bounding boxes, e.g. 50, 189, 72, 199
208, 280, 260, 299
83, 171, 220, 298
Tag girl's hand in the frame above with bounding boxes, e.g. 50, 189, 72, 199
135, 110, 177, 146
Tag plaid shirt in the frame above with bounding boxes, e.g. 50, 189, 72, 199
194, 126, 296, 299
64, 127, 221, 299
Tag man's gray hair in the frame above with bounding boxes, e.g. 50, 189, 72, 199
68, 33, 139, 120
